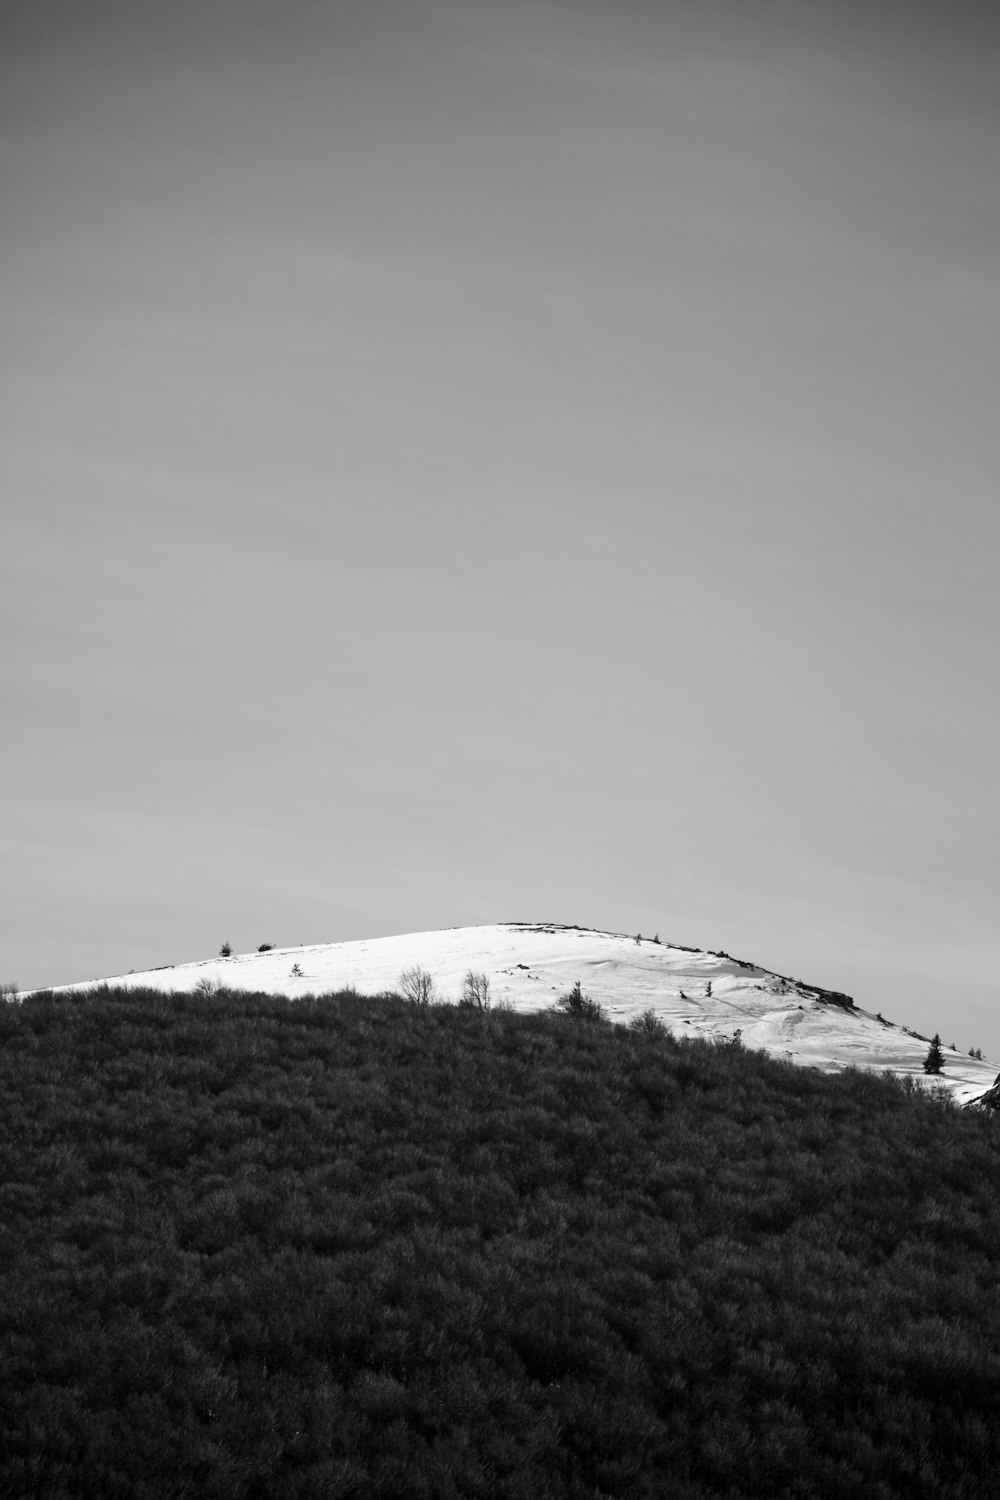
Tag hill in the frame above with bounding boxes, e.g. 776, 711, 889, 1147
37, 921, 999, 1104
3, 984, 1000, 1497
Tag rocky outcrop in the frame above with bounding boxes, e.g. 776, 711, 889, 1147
801, 984, 856, 1011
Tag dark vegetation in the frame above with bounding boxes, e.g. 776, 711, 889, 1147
3, 986, 1000, 1499
925, 1033, 945, 1075
552, 980, 607, 1022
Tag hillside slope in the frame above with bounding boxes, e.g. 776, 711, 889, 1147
4, 987, 1000, 1499
41, 922, 997, 1104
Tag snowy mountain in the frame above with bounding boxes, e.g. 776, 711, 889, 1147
40, 921, 997, 1106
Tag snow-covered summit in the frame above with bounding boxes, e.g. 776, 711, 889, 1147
40, 921, 997, 1105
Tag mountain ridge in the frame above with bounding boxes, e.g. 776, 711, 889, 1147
31, 920, 997, 1105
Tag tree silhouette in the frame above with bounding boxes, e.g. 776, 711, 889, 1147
398, 966, 436, 1006
923, 1034, 944, 1075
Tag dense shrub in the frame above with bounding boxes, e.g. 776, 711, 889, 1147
552, 980, 607, 1022
2, 986, 1000, 1497
629, 1008, 671, 1041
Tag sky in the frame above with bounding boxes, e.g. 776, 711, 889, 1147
3, 0, 999, 1050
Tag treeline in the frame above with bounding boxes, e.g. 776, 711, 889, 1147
2, 985, 1000, 1498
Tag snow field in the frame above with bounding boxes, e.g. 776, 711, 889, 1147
39, 922, 998, 1105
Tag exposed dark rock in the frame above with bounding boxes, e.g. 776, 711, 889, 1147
967, 1085, 1000, 1112
802, 985, 856, 1011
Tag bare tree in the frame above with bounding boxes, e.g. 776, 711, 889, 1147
461, 970, 492, 1011
398, 966, 436, 1006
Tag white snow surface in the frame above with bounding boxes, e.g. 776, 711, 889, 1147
41, 922, 997, 1104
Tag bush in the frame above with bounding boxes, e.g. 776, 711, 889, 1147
219, 941, 233, 958
258, 943, 274, 952
628, 1009, 671, 1041
553, 982, 607, 1022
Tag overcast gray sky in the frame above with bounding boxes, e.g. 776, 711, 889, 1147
3, 0, 998, 1049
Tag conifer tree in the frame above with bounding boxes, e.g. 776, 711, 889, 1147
923, 1033, 944, 1075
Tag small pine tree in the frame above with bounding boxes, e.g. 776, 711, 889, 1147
554, 981, 607, 1022
220, 941, 232, 958
923, 1034, 944, 1075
